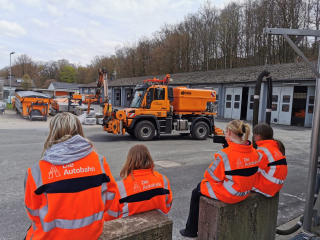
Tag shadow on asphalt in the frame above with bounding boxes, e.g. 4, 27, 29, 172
87, 133, 211, 143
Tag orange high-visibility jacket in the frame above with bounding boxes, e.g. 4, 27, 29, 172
200, 141, 261, 204
104, 169, 172, 221
252, 140, 288, 197
24, 136, 116, 240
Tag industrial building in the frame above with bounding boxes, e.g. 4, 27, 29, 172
107, 62, 316, 127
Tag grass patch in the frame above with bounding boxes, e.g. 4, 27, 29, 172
6, 103, 13, 109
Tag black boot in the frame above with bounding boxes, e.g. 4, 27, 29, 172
179, 228, 197, 238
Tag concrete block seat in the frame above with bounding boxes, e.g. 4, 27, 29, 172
198, 192, 279, 240
99, 210, 173, 240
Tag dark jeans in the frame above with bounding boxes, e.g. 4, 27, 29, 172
186, 183, 203, 233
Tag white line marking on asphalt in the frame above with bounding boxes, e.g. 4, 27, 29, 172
283, 193, 306, 202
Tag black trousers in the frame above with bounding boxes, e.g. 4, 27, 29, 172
186, 183, 203, 233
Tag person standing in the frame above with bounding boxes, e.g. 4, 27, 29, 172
104, 144, 172, 221
180, 120, 260, 238
252, 123, 287, 197
24, 112, 117, 240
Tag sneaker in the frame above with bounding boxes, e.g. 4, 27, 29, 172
179, 228, 198, 238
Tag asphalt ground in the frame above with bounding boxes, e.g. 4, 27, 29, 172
0, 109, 313, 240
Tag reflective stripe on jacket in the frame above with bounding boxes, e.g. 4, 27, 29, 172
104, 169, 172, 221
24, 152, 116, 240
200, 141, 260, 204
252, 140, 288, 197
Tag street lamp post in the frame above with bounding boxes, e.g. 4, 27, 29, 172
9, 52, 15, 104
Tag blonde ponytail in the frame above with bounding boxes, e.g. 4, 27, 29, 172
226, 120, 251, 143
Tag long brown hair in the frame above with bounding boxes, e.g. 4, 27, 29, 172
226, 119, 251, 143
120, 144, 155, 180
42, 112, 93, 157
253, 123, 285, 155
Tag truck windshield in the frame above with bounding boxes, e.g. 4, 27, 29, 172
129, 90, 145, 108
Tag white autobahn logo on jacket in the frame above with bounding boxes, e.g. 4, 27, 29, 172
236, 158, 260, 169
48, 163, 96, 179
63, 163, 95, 175
48, 166, 61, 179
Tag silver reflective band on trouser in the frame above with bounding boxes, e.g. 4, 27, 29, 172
261, 170, 284, 185
107, 209, 121, 218
205, 182, 218, 199
98, 155, 106, 174
252, 187, 272, 197
26, 206, 39, 217
31, 163, 43, 189
223, 181, 251, 197
166, 202, 172, 208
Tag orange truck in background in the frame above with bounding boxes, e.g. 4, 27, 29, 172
14, 91, 52, 121
95, 71, 224, 141
83, 94, 98, 104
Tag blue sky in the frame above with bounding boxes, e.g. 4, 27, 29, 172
0, 0, 232, 68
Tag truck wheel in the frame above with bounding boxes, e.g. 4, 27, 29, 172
191, 121, 209, 140
134, 120, 155, 141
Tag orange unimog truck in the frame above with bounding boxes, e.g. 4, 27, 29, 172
97, 72, 224, 141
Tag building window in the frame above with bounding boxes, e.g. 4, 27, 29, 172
309, 96, 314, 105
309, 105, 314, 113
226, 102, 231, 108
282, 104, 290, 112
235, 95, 240, 101
272, 104, 277, 111
283, 95, 290, 103
250, 95, 254, 102
226, 94, 232, 101
249, 103, 253, 109
234, 102, 239, 109
272, 95, 278, 103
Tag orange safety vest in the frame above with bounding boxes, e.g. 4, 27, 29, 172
252, 140, 288, 197
104, 169, 172, 221
200, 141, 261, 204
24, 152, 116, 240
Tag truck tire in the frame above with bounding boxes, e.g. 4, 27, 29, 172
191, 121, 209, 140
134, 120, 155, 141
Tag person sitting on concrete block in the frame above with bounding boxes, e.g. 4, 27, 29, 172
180, 120, 261, 238
24, 112, 117, 240
104, 144, 173, 221
252, 123, 287, 197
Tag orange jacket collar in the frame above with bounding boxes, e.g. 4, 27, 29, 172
226, 141, 253, 153
129, 168, 153, 177
256, 140, 278, 147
